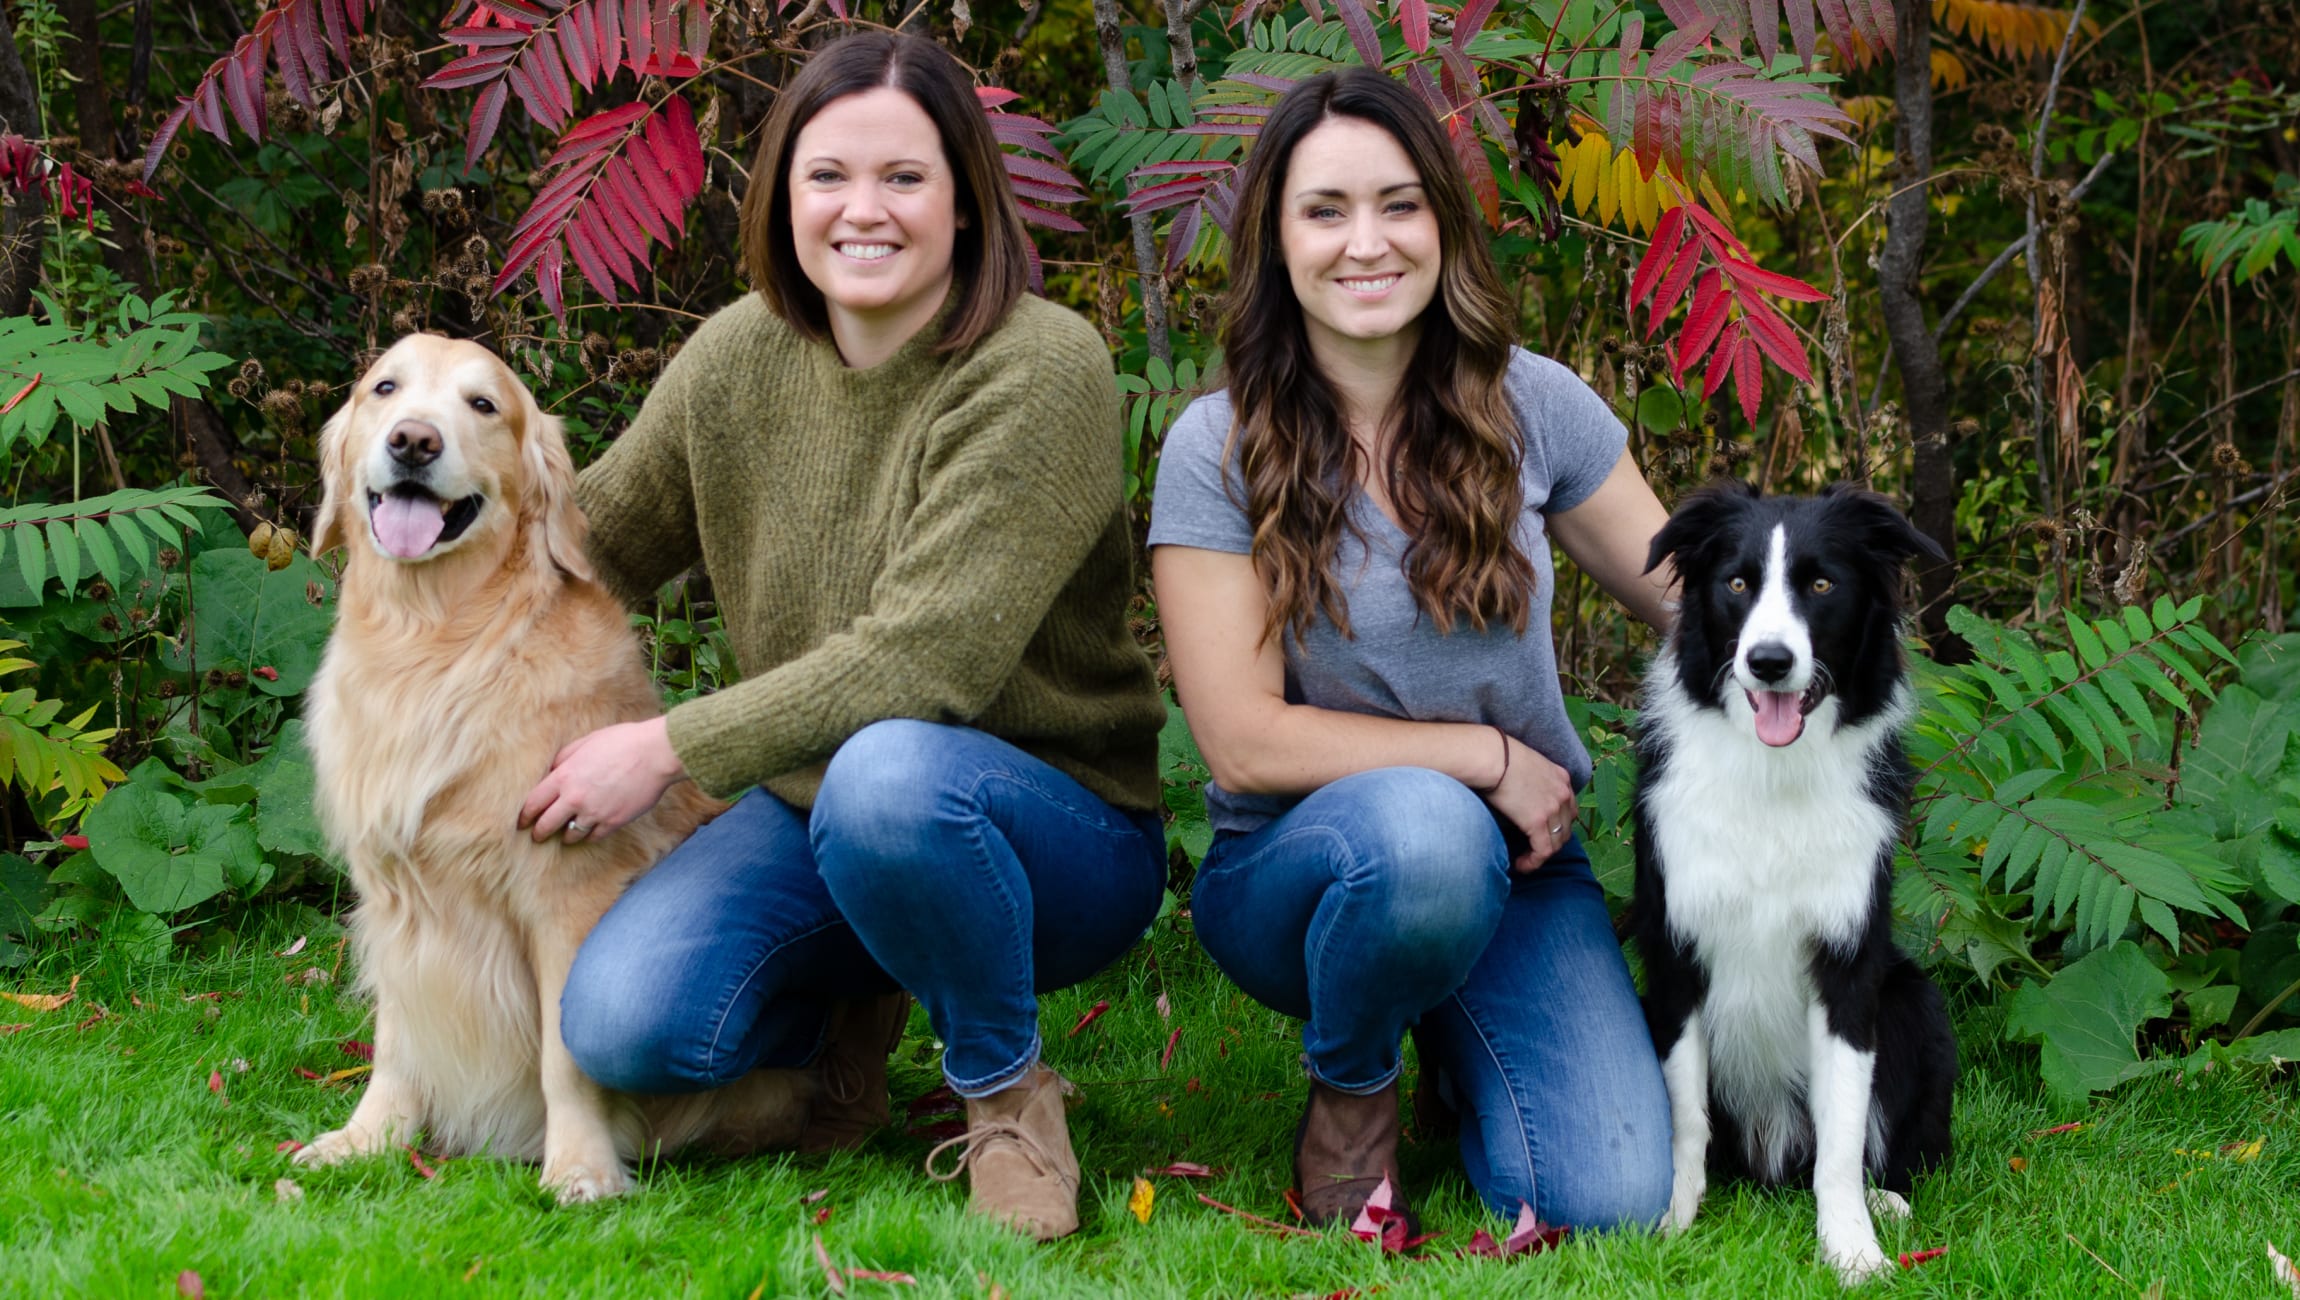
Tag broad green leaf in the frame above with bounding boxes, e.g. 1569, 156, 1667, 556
0, 852, 51, 940
81, 783, 229, 914
186, 547, 335, 696
75, 517, 119, 588
249, 720, 330, 861
101, 908, 175, 966
2185, 982, 2238, 1032
2003, 941, 2174, 1103
13, 520, 43, 593
2238, 921, 2300, 1019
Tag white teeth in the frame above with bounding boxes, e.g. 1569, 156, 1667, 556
1339, 275, 1398, 291
839, 243, 897, 261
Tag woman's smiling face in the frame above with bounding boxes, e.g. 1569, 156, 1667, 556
787, 86, 961, 349
1277, 115, 1442, 356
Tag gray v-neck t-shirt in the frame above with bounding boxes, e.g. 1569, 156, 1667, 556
1146, 348, 1628, 835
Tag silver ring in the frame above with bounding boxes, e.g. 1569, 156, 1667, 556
1548, 823, 1563, 836
566, 821, 585, 836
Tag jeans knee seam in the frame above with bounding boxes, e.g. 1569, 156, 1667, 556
700, 916, 848, 1079
1449, 988, 1544, 1213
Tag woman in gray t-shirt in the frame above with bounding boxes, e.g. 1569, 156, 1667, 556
1149, 68, 1677, 1234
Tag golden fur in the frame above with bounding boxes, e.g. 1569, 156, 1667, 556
296, 335, 807, 1202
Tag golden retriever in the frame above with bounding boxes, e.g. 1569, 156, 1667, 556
296, 334, 807, 1202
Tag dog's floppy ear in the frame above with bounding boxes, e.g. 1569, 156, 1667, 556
515, 381, 594, 582
310, 387, 358, 558
1821, 485, 1947, 566
1644, 479, 1758, 577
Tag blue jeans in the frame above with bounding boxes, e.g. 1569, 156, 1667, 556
1192, 766, 1672, 1228
561, 720, 1166, 1098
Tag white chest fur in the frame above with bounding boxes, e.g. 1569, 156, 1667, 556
1642, 664, 1904, 1171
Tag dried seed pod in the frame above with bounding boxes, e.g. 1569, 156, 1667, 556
248, 521, 277, 558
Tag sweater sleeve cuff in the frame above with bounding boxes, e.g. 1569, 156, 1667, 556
664, 693, 770, 801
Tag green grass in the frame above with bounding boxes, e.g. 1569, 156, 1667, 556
3, 914, 2297, 1299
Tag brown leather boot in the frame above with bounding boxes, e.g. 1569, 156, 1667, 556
923, 1064, 1081, 1241
1294, 1078, 1412, 1230
797, 992, 910, 1154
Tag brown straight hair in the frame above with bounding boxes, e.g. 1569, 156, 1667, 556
1221, 67, 1534, 643
740, 33, 1029, 354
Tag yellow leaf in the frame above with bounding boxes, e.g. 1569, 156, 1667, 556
0, 974, 79, 1012
1931, 49, 1970, 92
1128, 1176, 1155, 1225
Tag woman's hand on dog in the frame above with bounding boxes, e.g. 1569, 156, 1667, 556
1486, 737, 1578, 873
519, 716, 688, 844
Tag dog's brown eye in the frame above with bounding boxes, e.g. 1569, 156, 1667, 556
374, 379, 396, 396
470, 396, 497, 415
1811, 577, 1834, 594
1728, 577, 1748, 594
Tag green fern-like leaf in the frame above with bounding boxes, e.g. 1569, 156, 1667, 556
0, 487, 230, 598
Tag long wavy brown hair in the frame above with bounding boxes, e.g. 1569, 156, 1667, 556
1222, 68, 1533, 643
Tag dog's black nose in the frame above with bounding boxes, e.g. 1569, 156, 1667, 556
1746, 642, 1796, 684
386, 420, 443, 468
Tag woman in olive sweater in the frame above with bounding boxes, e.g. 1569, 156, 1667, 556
521, 33, 1164, 1241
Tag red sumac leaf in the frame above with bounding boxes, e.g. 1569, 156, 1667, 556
1738, 296, 1810, 381
648, 94, 707, 196
622, 0, 652, 74
445, 24, 531, 48
621, 135, 687, 235
1068, 999, 1111, 1037
1702, 321, 1740, 403
1718, 255, 1830, 302
1165, 201, 1203, 274
476, 0, 550, 21
191, 78, 230, 144
220, 36, 267, 144
974, 86, 1021, 110
681, 0, 708, 60
1399, 0, 1430, 53
320, 0, 353, 64
505, 65, 558, 132
1332, 0, 1383, 67
1649, 234, 1705, 335
559, 4, 596, 91
577, 204, 638, 288
274, 6, 314, 107
1629, 206, 1688, 309
424, 49, 517, 92
561, 101, 651, 148
592, 0, 624, 78
1017, 201, 1087, 233
1733, 327, 1763, 427
537, 239, 566, 319
603, 156, 670, 244
143, 99, 197, 180
529, 30, 575, 123
466, 80, 510, 175
563, 217, 621, 303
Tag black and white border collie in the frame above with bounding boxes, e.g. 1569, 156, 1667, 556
1631, 483, 1957, 1284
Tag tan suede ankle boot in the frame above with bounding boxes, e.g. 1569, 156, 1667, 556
923, 1064, 1080, 1241
1294, 1078, 1412, 1230
799, 992, 910, 1154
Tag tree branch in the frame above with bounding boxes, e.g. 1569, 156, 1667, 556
1092, 0, 1173, 364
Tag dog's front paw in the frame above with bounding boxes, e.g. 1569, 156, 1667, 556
1662, 1175, 1705, 1234
542, 1156, 632, 1205
293, 1126, 384, 1168
1824, 1237, 1891, 1286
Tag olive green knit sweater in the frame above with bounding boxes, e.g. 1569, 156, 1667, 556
573, 292, 1163, 812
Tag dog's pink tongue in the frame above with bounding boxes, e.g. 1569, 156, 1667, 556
371, 494, 446, 559
1750, 690, 1805, 747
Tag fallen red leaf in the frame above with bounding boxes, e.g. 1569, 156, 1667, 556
1067, 999, 1111, 1037
1349, 1176, 1410, 1251
207, 1069, 224, 1097
252, 666, 279, 681
2029, 1122, 2084, 1138
1196, 1192, 1318, 1237
294, 1067, 323, 1081
341, 1039, 374, 1061
60, 833, 89, 850
1159, 1026, 1183, 1071
275, 936, 308, 958
905, 1084, 958, 1117
74, 1006, 107, 1030
0, 1023, 29, 1034
275, 1139, 304, 1154
1146, 1162, 1218, 1178
814, 1206, 833, 1225
801, 1188, 830, 1204
175, 1270, 204, 1299
1156, 992, 1172, 1020
405, 1145, 438, 1179
1899, 1247, 1948, 1268
813, 1234, 847, 1296
1460, 1227, 1501, 1258
844, 1270, 916, 1284
1503, 1200, 1570, 1256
